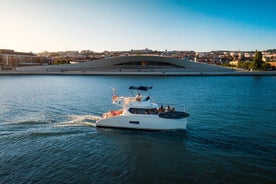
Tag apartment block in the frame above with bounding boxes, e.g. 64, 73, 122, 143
0, 49, 49, 70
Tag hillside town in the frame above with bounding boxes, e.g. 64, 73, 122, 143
0, 48, 275, 71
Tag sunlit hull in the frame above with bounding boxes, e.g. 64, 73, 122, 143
96, 114, 187, 130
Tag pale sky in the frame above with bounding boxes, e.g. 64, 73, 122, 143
0, 0, 275, 53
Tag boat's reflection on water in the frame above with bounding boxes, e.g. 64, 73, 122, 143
96, 126, 189, 146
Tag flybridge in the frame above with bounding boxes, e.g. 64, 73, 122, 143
128, 86, 152, 91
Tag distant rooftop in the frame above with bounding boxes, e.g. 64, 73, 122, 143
0, 49, 35, 56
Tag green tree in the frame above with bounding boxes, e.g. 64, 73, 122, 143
54, 59, 69, 65
253, 51, 263, 70
262, 62, 271, 71
238, 61, 253, 70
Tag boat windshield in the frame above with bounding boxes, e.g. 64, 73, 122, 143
129, 108, 158, 115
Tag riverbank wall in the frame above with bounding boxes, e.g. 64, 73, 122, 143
0, 70, 275, 76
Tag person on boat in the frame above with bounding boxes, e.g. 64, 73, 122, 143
111, 110, 117, 116
112, 95, 118, 101
144, 96, 150, 101
135, 93, 142, 101
166, 105, 171, 111
171, 107, 175, 112
159, 105, 165, 113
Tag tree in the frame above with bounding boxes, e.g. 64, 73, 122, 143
238, 61, 254, 70
253, 51, 263, 70
262, 62, 271, 71
54, 59, 69, 65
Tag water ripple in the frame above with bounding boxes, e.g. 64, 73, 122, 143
0, 76, 275, 183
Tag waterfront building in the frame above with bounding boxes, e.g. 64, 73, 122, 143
17, 55, 234, 73
0, 49, 49, 70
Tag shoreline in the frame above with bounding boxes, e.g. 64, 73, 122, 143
0, 70, 275, 76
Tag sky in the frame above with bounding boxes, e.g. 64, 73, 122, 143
0, 0, 275, 53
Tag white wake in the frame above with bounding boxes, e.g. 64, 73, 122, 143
54, 115, 101, 127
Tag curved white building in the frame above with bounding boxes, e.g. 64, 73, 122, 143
17, 56, 234, 74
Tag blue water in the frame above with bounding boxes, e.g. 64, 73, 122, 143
0, 75, 275, 183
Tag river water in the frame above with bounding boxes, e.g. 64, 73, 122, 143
0, 75, 275, 183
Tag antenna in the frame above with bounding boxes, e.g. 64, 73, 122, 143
111, 87, 117, 96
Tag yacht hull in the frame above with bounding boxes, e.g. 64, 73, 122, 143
96, 114, 187, 130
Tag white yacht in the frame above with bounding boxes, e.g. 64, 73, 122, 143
96, 86, 189, 130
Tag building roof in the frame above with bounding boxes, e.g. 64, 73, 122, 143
17, 56, 234, 72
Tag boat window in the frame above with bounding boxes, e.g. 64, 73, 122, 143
129, 108, 158, 114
